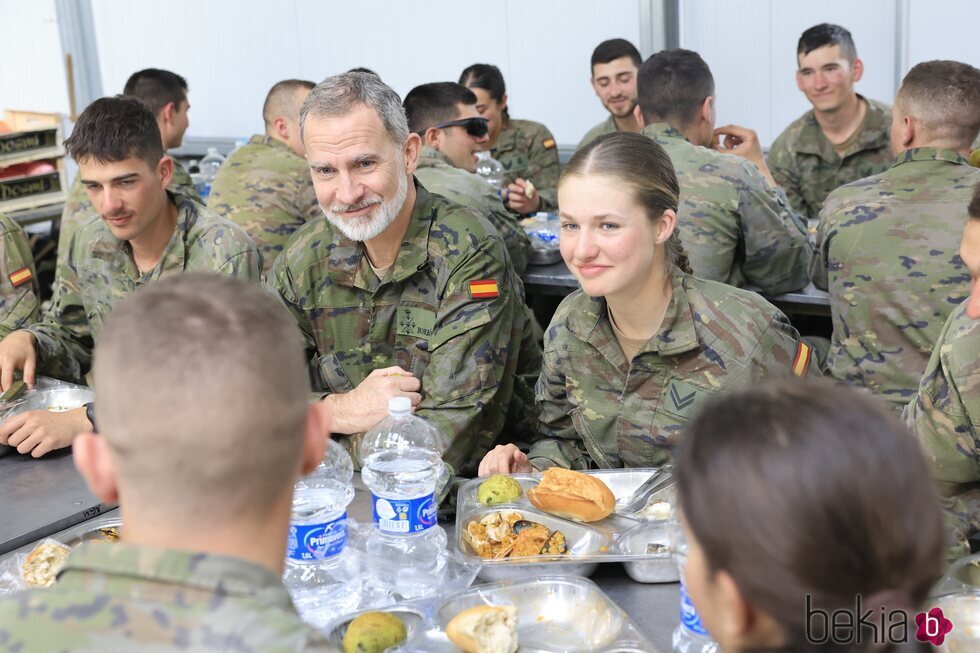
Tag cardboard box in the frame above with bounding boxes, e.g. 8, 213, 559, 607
0, 110, 65, 168
0, 158, 67, 213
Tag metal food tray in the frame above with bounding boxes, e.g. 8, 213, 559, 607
0, 380, 94, 457
57, 516, 123, 548
326, 576, 660, 652
455, 469, 677, 583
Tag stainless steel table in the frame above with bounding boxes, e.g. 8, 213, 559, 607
523, 260, 830, 317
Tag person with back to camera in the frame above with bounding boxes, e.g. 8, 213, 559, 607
479, 132, 817, 475
674, 378, 945, 653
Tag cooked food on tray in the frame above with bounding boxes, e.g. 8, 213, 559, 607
527, 468, 615, 522
342, 611, 407, 653
21, 540, 71, 588
447, 604, 518, 653
477, 475, 523, 506
463, 511, 568, 559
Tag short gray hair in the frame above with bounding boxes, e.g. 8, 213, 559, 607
300, 72, 410, 145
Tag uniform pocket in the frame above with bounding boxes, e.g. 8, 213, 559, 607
317, 353, 355, 393
570, 407, 617, 469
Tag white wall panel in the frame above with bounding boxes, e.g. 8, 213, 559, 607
89, 0, 646, 145
906, 0, 980, 73
0, 0, 71, 115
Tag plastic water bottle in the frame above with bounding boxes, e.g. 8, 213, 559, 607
197, 147, 225, 199
475, 151, 504, 189
283, 438, 362, 627
671, 523, 719, 653
359, 397, 449, 599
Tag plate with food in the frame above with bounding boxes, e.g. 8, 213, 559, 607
455, 468, 677, 583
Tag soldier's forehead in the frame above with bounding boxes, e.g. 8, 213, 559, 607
303, 108, 392, 156
78, 155, 153, 180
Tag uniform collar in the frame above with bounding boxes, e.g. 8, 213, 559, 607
492, 118, 518, 156
419, 145, 454, 168
892, 146, 971, 168
795, 95, 890, 160
642, 122, 689, 144
248, 133, 295, 154
325, 179, 434, 291
59, 542, 294, 610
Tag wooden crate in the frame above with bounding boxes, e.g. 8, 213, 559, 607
0, 158, 67, 214
0, 110, 65, 168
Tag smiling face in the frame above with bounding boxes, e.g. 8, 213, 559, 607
960, 218, 980, 319
433, 103, 489, 173
592, 56, 639, 119
79, 154, 172, 243
795, 45, 861, 113
469, 86, 506, 145
557, 173, 667, 300
303, 103, 417, 242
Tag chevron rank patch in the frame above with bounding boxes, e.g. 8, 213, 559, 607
7, 266, 32, 288
792, 341, 812, 377
469, 279, 499, 299
542, 138, 556, 150
661, 378, 708, 420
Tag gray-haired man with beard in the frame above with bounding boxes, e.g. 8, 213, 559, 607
264, 72, 541, 478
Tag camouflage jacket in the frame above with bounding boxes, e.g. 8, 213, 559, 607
266, 181, 541, 476
768, 96, 893, 220
57, 157, 199, 272
28, 193, 261, 382
812, 147, 980, 407
492, 118, 560, 213
0, 542, 340, 652
207, 134, 320, 272
577, 115, 617, 151
528, 272, 816, 470
415, 146, 529, 274
905, 303, 980, 559
642, 123, 811, 293
0, 214, 40, 338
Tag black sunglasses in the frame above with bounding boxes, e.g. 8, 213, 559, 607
430, 116, 489, 138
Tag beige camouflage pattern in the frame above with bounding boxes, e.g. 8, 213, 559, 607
642, 123, 811, 293
492, 118, 560, 212
207, 134, 320, 272
812, 148, 980, 408
528, 272, 816, 470
0, 214, 40, 338
415, 146, 530, 273
768, 96, 893, 220
27, 193, 261, 383
905, 303, 980, 561
577, 115, 617, 151
57, 157, 200, 273
0, 542, 340, 652
266, 181, 541, 476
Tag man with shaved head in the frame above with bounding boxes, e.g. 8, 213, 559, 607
0, 274, 339, 651
813, 60, 980, 408
208, 78, 320, 270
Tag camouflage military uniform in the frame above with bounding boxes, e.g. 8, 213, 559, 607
27, 193, 261, 382
415, 146, 530, 273
528, 272, 815, 470
492, 118, 560, 213
57, 157, 200, 271
207, 134, 319, 272
905, 303, 980, 560
0, 214, 40, 338
0, 542, 340, 652
266, 181, 541, 476
577, 115, 617, 151
768, 96, 893, 220
812, 148, 980, 408
642, 123, 811, 293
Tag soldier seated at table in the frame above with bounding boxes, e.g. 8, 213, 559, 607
577, 39, 644, 150
459, 63, 560, 215
479, 133, 817, 475
675, 379, 944, 652
208, 79, 320, 272
0, 213, 40, 338
266, 72, 541, 479
635, 49, 811, 295
906, 182, 980, 561
0, 274, 340, 651
812, 60, 980, 411
0, 96, 260, 458
58, 68, 200, 276
404, 81, 530, 273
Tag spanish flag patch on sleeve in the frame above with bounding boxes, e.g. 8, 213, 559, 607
542, 138, 556, 150
469, 279, 499, 299
792, 341, 812, 377
8, 266, 32, 288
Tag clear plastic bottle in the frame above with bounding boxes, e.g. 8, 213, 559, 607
197, 147, 226, 199
475, 150, 504, 189
671, 521, 719, 653
359, 397, 449, 599
283, 438, 361, 628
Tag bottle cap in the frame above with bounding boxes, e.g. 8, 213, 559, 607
388, 396, 411, 414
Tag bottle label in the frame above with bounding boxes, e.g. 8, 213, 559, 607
372, 493, 438, 534
679, 579, 710, 636
286, 511, 348, 561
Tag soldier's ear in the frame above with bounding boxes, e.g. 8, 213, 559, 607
73, 432, 119, 504
157, 155, 174, 190
655, 209, 677, 245
851, 58, 864, 83
300, 401, 329, 476
403, 133, 421, 175
633, 104, 645, 127
273, 117, 290, 141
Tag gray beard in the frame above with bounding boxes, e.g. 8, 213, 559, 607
321, 171, 409, 242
